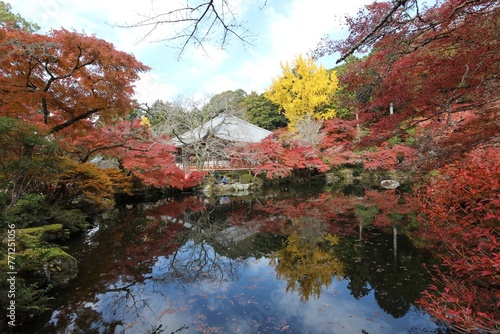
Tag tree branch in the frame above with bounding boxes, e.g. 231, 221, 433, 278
50, 108, 103, 133
114, 0, 256, 59
336, 0, 410, 64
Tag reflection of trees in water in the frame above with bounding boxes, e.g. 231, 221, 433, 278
37, 186, 439, 333
159, 240, 242, 285
334, 230, 435, 318
177, 188, 433, 320
159, 194, 286, 286
269, 217, 344, 302
250, 188, 433, 318
43, 278, 176, 334
39, 199, 203, 334
154, 200, 252, 286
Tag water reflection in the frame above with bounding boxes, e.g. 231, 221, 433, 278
270, 224, 344, 302
26, 186, 448, 334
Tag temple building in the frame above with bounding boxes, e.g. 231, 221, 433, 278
172, 113, 272, 171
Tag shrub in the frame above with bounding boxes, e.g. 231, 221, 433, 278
416, 147, 500, 333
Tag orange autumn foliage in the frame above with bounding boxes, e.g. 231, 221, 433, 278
52, 158, 133, 211
0, 27, 149, 133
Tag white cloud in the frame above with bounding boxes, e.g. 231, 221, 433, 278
202, 74, 238, 96
135, 72, 178, 104
226, 0, 373, 94
234, 53, 278, 93
265, 0, 371, 61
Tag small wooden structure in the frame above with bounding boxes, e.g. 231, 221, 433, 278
172, 113, 271, 171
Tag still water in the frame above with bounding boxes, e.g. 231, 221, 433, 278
25, 183, 449, 333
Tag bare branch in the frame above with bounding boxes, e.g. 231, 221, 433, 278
113, 1, 257, 59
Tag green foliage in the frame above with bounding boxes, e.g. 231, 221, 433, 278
147, 99, 192, 136
386, 121, 418, 148
18, 247, 75, 268
5, 194, 50, 228
399, 124, 418, 147
0, 117, 61, 208
386, 212, 403, 223
242, 91, 288, 130
387, 136, 402, 146
11, 280, 54, 313
404, 212, 419, 232
238, 173, 254, 184
354, 204, 379, 225
203, 89, 247, 116
0, 1, 40, 32
0, 246, 74, 321
0, 272, 53, 322
15, 246, 54, 269
350, 164, 365, 177
4, 192, 88, 232
239, 173, 264, 186
51, 209, 88, 234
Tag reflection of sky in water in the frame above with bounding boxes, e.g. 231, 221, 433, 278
52, 241, 441, 334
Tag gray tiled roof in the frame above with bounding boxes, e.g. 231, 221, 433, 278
172, 114, 272, 146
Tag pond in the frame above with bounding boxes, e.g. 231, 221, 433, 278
23, 182, 450, 334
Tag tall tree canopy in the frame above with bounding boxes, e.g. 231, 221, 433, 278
243, 91, 288, 131
264, 55, 339, 131
202, 89, 248, 118
0, 26, 204, 200
0, 27, 150, 134
312, 0, 500, 168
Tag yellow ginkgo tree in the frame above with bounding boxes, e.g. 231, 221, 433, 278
264, 54, 339, 130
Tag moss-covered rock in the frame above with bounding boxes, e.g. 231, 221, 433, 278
18, 224, 65, 245
13, 225, 78, 287
50, 208, 88, 234
18, 247, 78, 287
45, 248, 78, 286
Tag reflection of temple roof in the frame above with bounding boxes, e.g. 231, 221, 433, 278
215, 224, 261, 246
172, 113, 272, 147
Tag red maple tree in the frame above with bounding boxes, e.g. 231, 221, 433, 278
0, 27, 149, 132
313, 0, 500, 168
415, 147, 499, 333
57, 119, 204, 189
0, 26, 202, 192
229, 129, 329, 178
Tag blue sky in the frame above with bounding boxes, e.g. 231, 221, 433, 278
7, 0, 372, 105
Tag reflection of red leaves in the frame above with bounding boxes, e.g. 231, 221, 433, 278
362, 189, 418, 228
157, 303, 189, 318
118, 221, 183, 271
147, 196, 206, 219
252, 192, 359, 236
